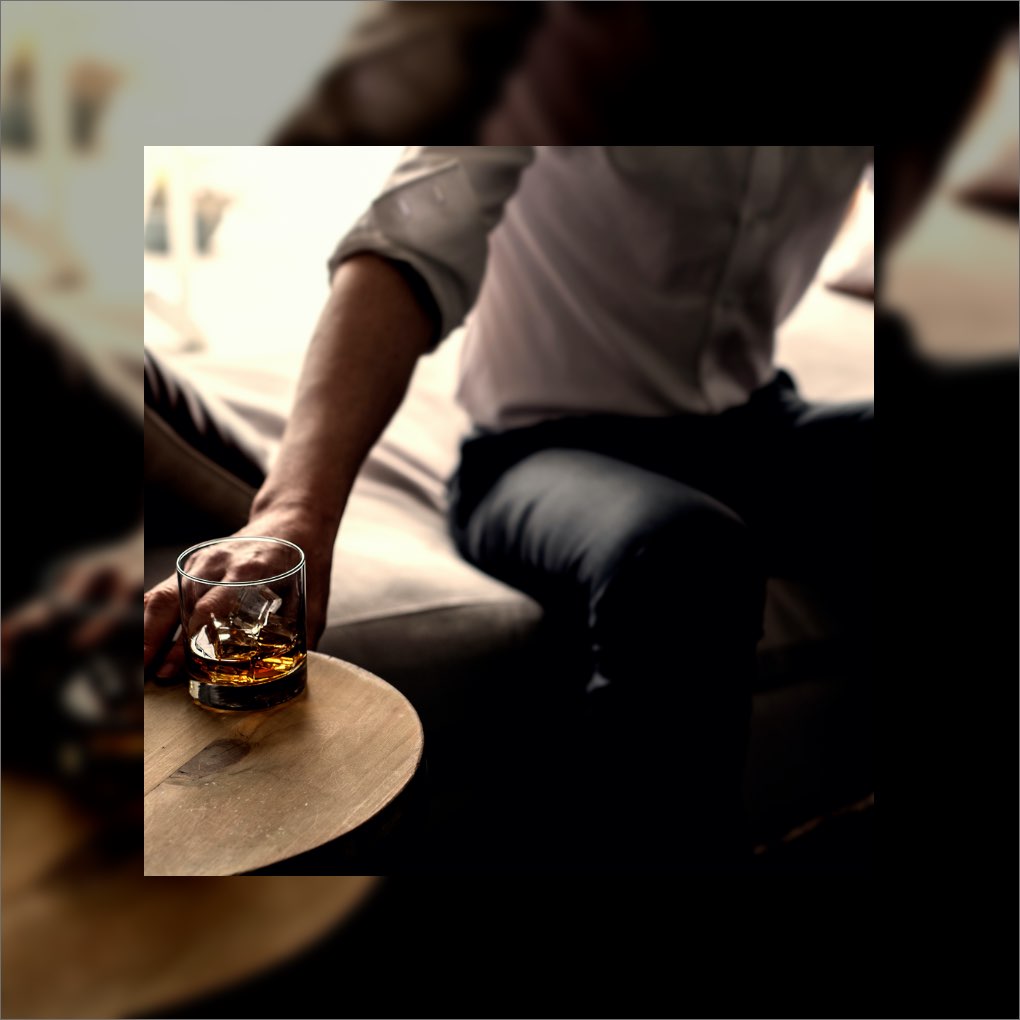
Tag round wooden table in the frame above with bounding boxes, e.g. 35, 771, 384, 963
144, 651, 424, 877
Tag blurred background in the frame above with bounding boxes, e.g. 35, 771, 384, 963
1, 1, 1016, 1017
141, 146, 401, 362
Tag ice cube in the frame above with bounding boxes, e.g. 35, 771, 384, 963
191, 621, 221, 659
229, 585, 282, 638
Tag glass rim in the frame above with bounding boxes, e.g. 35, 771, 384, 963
176, 536, 305, 587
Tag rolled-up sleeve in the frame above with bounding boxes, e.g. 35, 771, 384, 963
328, 146, 534, 345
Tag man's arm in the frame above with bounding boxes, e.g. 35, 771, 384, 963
143, 254, 434, 678
250, 253, 434, 530
144, 146, 533, 679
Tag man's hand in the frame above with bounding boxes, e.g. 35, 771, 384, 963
142, 506, 337, 683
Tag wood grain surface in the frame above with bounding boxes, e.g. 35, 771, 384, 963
144, 651, 424, 876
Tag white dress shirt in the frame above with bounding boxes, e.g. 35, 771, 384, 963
330, 146, 871, 430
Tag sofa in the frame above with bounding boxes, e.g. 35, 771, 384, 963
144, 270, 874, 869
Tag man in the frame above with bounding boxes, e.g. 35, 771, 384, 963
143, 145, 873, 868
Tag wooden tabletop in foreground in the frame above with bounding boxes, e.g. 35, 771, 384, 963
144, 652, 424, 877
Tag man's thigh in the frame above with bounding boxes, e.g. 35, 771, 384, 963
452, 447, 762, 673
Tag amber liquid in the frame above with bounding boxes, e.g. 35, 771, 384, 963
186, 622, 306, 711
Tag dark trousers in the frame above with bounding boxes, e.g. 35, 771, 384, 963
448, 371, 872, 868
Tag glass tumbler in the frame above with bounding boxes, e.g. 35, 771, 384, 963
176, 536, 307, 711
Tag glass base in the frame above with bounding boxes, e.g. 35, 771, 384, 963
188, 660, 307, 712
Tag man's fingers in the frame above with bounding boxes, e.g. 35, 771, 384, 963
143, 579, 180, 671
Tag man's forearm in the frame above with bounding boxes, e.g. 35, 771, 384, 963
250, 253, 435, 529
